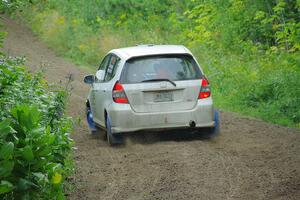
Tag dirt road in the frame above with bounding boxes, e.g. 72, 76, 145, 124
1, 16, 300, 200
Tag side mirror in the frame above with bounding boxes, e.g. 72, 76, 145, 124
84, 75, 95, 84
96, 70, 105, 81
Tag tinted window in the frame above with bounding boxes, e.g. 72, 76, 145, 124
95, 55, 110, 82
120, 55, 202, 83
98, 55, 110, 71
104, 55, 120, 82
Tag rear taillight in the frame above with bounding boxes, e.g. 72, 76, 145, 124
198, 77, 211, 99
112, 81, 129, 104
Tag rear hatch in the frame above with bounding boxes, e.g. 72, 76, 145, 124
120, 54, 203, 113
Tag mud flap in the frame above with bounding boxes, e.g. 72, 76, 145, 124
86, 108, 96, 131
106, 116, 123, 145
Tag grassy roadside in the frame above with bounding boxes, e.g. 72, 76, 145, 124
5, 1, 300, 128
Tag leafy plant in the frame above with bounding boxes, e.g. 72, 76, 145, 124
0, 54, 73, 199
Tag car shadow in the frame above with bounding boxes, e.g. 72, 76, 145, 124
122, 128, 217, 145
86, 128, 218, 146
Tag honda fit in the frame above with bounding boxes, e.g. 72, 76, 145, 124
84, 45, 219, 145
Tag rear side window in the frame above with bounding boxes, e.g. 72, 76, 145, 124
104, 55, 120, 82
120, 54, 202, 84
98, 55, 110, 71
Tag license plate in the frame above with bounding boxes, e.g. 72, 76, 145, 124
154, 91, 173, 102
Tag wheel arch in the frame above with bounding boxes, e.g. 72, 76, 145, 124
86, 99, 90, 108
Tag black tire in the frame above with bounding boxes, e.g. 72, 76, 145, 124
105, 115, 123, 146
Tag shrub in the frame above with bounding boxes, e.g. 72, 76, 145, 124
0, 56, 73, 199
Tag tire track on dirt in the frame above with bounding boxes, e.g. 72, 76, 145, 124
2, 16, 300, 200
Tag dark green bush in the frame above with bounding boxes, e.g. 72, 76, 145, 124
0, 56, 73, 199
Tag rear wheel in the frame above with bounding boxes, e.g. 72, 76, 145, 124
105, 115, 123, 146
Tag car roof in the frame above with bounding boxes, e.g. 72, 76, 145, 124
110, 45, 192, 60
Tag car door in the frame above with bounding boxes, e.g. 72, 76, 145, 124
93, 54, 121, 126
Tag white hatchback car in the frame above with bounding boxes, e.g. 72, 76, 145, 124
84, 45, 219, 145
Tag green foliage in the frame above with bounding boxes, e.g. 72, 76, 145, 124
0, 31, 7, 49
0, 56, 73, 199
7, 0, 300, 127
183, 0, 300, 52
0, 0, 32, 14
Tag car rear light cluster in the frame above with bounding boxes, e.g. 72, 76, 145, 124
198, 77, 211, 99
112, 81, 129, 104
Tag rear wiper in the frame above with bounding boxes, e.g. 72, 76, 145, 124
141, 78, 176, 87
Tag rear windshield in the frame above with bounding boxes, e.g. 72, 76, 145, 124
120, 54, 202, 84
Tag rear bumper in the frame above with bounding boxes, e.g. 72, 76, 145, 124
107, 97, 214, 134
